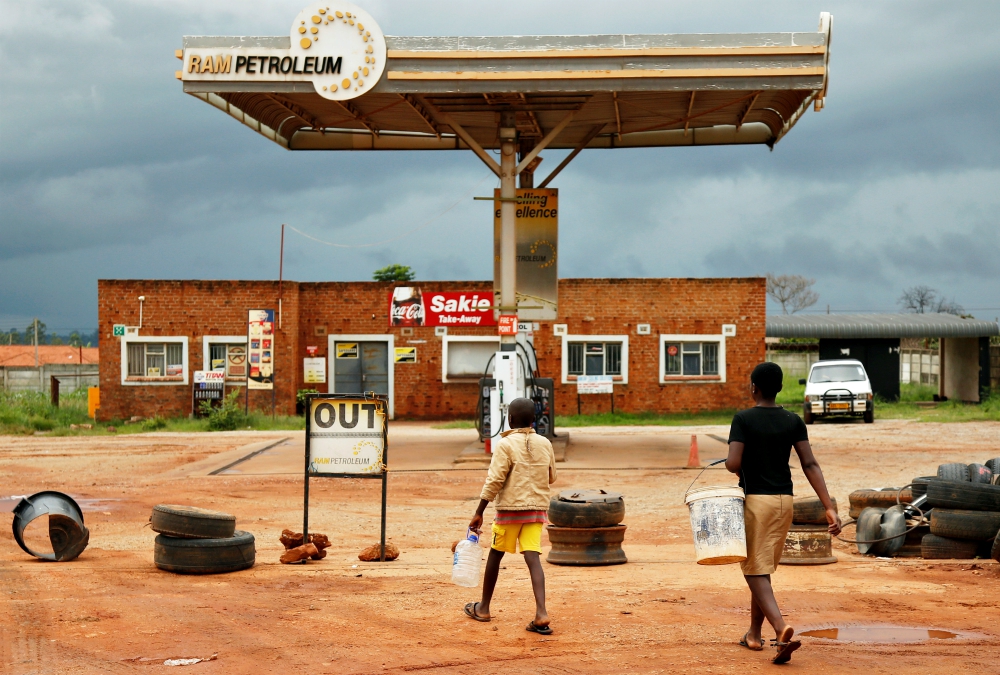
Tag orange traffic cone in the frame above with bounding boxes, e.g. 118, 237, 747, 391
686, 434, 700, 468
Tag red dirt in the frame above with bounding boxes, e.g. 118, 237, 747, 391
1, 421, 998, 673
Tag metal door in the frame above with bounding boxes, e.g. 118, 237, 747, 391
334, 341, 388, 395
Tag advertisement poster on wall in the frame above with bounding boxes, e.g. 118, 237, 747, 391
247, 309, 275, 390
388, 289, 496, 327
493, 188, 558, 320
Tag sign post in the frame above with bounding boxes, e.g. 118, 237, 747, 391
576, 375, 614, 415
304, 393, 389, 562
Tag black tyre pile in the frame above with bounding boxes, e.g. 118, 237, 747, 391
150, 504, 256, 574
850, 459, 1000, 562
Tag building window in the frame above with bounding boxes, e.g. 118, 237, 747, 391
660, 334, 726, 383
121, 336, 188, 385
561, 335, 629, 384
442, 336, 500, 382
202, 336, 248, 383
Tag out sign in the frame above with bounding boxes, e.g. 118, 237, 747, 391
307, 396, 386, 476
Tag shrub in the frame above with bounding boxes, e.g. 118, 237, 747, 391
200, 390, 247, 431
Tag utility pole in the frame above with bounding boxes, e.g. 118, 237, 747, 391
34, 318, 41, 392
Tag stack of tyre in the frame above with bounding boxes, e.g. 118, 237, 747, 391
546, 489, 627, 566
920, 460, 1000, 561
780, 497, 839, 565
150, 504, 256, 574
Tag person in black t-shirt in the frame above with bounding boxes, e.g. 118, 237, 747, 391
726, 362, 841, 664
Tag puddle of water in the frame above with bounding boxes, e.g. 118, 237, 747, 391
801, 626, 960, 643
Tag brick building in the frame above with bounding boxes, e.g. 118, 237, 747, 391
96, 278, 764, 421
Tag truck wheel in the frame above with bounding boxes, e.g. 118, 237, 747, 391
803, 405, 814, 425
863, 406, 874, 423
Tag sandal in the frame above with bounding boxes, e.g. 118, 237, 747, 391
526, 621, 553, 635
771, 626, 801, 664
463, 602, 490, 622
739, 631, 764, 651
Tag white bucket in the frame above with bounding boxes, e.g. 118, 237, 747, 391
684, 486, 747, 565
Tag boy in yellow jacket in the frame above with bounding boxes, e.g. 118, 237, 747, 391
465, 398, 557, 634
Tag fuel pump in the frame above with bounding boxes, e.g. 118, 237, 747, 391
477, 331, 555, 444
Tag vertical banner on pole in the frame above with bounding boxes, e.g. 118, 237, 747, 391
303, 394, 389, 562
247, 309, 275, 391
493, 188, 558, 320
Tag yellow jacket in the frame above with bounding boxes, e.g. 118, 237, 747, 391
480, 428, 557, 511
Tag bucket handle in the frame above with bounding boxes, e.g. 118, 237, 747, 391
683, 458, 731, 502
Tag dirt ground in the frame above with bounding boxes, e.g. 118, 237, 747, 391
2, 419, 998, 674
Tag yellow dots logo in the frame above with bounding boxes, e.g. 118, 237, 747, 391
300, 38, 312, 49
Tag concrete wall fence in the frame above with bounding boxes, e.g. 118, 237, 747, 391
97, 278, 766, 421
1, 365, 99, 394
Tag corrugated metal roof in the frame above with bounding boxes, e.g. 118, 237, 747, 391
766, 314, 1000, 339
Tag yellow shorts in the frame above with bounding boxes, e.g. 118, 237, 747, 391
490, 522, 543, 554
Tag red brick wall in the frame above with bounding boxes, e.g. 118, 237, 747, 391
97, 277, 764, 421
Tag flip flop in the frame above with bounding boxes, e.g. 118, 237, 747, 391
739, 632, 764, 651
771, 626, 800, 664
526, 621, 553, 635
463, 602, 490, 622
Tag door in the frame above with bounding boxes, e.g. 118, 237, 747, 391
334, 341, 388, 395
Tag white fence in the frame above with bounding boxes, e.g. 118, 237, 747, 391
900, 349, 938, 387
1, 365, 99, 394
764, 351, 819, 378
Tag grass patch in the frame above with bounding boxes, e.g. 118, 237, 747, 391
430, 420, 477, 429
555, 409, 738, 427
0, 388, 305, 436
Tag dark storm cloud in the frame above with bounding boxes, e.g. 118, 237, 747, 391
1, 0, 999, 329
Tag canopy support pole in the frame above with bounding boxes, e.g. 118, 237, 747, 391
499, 111, 517, 342
436, 111, 500, 176
515, 110, 576, 175
538, 123, 606, 189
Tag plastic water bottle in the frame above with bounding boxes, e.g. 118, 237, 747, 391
451, 530, 483, 587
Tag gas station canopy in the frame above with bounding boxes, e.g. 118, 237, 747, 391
180, 14, 832, 158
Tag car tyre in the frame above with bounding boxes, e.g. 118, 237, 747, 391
967, 463, 994, 485
154, 530, 255, 574
849, 489, 913, 519
985, 458, 1000, 476
925, 480, 1000, 512
929, 509, 1000, 541
803, 405, 814, 425
150, 504, 237, 539
920, 533, 979, 560
792, 496, 837, 524
936, 463, 971, 482
863, 408, 874, 424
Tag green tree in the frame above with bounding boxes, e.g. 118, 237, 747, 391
373, 264, 415, 282
24, 321, 47, 345
68, 331, 82, 347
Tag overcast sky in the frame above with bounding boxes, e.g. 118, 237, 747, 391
2, 0, 999, 332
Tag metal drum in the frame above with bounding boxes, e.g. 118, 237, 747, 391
780, 523, 837, 565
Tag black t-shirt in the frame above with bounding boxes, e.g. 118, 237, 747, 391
728, 406, 808, 495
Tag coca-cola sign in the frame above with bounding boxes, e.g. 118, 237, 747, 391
387, 288, 496, 327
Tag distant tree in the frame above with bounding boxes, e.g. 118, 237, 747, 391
23, 320, 47, 345
899, 285, 936, 313
68, 331, 82, 347
899, 286, 964, 316
766, 274, 819, 314
373, 264, 415, 282
49, 335, 64, 345
1, 329, 19, 345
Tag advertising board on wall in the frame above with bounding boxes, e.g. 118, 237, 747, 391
493, 188, 558, 320
246, 309, 275, 390
388, 289, 496, 327
303, 357, 326, 383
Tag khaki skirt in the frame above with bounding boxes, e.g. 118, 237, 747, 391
741, 494, 794, 576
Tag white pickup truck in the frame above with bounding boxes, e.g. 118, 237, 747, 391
800, 359, 874, 424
